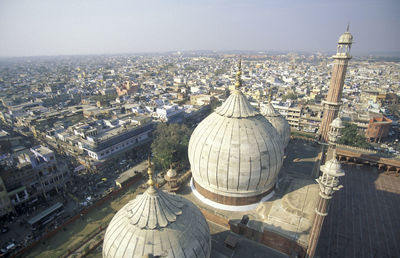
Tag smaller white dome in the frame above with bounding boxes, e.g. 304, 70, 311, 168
338, 31, 353, 44
103, 185, 211, 258
260, 103, 291, 147
320, 158, 345, 177
330, 117, 344, 129
166, 167, 177, 179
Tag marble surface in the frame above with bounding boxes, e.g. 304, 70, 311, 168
188, 89, 284, 198
103, 186, 211, 258
261, 103, 291, 148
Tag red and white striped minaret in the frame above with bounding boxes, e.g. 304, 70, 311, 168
319, 26, 353, 142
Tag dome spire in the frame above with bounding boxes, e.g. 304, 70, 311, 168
268, 88, 272, 102
147, 156, 154, 187
235, 58, 242, 89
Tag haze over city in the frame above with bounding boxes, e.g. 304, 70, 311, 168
1, 0, 400, 57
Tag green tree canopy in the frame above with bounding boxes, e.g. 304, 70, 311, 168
92, 93, 117, 107
282, 92, 298, 101
337, 122, 370, 148
210, 99, 222, 111
151, 123, 192, 170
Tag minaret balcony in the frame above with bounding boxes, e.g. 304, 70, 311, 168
333, 53, 352, 59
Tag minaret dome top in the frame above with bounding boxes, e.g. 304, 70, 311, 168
338, 25, 353, 44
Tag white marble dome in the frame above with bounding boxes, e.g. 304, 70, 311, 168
166, 167, 177, 179
103, 185, 211, 258
338, 31, 353, 44
260, 103, 291, 148
320, 157, 345, 177
330, 117, 344, 129
188, 89, 284, 204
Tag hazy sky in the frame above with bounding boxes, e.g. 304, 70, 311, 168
0, 0, 399, 57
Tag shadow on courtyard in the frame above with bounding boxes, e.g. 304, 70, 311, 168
316, 163, 400, 258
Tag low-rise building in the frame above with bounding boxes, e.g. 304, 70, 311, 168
0, 177, 12, 217
156, 105, 184, 123
273, 103, 303, 130
0, 151, 37, 210
365, 116, 393, 143
30, 145, 70, 197
79, 120, 154, 160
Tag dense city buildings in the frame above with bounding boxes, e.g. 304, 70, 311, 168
0, 145, 69, 213
0, 32, 399, 257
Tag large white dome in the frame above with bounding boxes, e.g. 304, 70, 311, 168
188, 89, 284, 207
103, 185, 211, 258
260, 103, 291, 148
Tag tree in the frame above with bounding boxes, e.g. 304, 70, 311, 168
337, 122, 370, 148
92, 93, 117, 107
151, 123, 192, 170
387, 104, 400, 119
282, 92, 298, 101
210, 100, 222, 111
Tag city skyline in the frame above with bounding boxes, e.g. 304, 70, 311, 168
0, 25, 399, 256
1, 0, 400, 57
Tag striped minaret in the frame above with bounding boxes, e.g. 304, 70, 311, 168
319, 26, 353, 142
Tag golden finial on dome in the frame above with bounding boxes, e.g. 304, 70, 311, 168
235, 58, 242, 89
147, 156, 154, 186
268, 88, 272, 102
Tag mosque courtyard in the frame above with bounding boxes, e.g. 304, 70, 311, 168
24, 139, 400, 258
316, 162, 400, 257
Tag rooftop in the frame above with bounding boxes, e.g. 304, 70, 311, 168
31, 145, 53, 156
370, 116, 393, 124
83, 122, 154, 152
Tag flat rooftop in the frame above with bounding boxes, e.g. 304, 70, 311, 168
316, 163, 400, 257
31, 145, 53, 155
96, 124, 140, 142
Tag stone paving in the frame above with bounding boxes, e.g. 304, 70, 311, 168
316, 163, 400, 258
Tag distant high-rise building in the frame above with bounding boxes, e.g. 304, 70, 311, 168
319, 27, 353, 142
